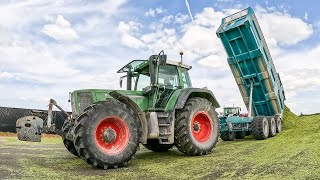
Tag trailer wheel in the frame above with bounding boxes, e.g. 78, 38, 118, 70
62, 121, 79, 157
246, 131, 252, 136
235, 131, 246, 139
73, 99, 140, 169
175, 97, 219, 156
220, 132, 235, 141
252, 116, 269, 140
143, 139, 174, 152
267, 117, 276, 137
275, 116, 282, 133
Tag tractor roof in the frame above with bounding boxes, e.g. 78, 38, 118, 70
117, 59, 192, 73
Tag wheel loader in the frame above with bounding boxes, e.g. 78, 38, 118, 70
16, 51, 220, 169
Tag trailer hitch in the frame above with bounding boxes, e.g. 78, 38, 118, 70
16, 99, 70, 142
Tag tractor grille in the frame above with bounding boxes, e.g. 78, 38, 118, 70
77, 92, 93, 114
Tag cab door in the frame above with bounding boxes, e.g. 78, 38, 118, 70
154, 65, 179, 109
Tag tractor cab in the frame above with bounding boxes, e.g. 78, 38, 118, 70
117, 52, 192, 110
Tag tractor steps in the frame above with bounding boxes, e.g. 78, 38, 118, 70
157, 112, 173, 144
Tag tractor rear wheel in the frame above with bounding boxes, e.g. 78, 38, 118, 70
235, 131, 246, 139
275, 115, 282, 133
143, 139, 174, 152
252, 116, 269, 140
220, 132, 235, 141
174, 97, 219, 156
73, 99, 140, 169
62, 121, 79, 157
267, 117, 276, 137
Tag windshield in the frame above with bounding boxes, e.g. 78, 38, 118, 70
117, 60, 147, 73
158, 65, 179, 87
224, 108, 237, 115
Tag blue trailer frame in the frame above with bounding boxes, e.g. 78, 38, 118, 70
216, 7, 286, 140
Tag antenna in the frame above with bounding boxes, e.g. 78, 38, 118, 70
180, 51, 183, 63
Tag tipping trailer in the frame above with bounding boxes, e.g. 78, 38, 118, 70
216, 7, 286, 140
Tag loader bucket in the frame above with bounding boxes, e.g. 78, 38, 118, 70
16, 116, 43, 142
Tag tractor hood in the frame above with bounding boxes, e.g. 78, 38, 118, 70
71, 89, 148, 118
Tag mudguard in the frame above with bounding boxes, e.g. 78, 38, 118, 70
109, 91, 148, 144
174, 88, 220, 109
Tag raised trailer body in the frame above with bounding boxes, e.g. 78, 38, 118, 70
216, 7, 285, 140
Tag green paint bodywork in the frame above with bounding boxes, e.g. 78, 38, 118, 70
71, 89, 148, 116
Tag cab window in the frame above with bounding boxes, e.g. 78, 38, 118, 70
181, 68, 192, 88
158, 65, 179, 87
136, 74, 150, 91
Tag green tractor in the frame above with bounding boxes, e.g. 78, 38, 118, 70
16, 51, 220, 169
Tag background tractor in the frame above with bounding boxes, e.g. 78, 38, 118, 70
16, 51, 220, 169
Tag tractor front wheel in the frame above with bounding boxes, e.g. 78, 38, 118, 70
73, 99, 140, 169
174, 97, 219, 156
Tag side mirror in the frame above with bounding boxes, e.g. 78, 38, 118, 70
158, 54, 167, 65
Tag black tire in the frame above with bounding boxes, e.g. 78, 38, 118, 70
73, 99, 140, 169
235, 131, 246, 139
220, 132, 235, 141
267, 117, 276, 137
62, 121, 79, 157
246, 131, 252, 136
252, 116, 269, 140
174, 97, 219, 156
275, 115, 282, 133
143, 139, 174, 152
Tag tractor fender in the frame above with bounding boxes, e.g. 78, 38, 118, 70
174, 88, 220, 109
109, 91, 148, 144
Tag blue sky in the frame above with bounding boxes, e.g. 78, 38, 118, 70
0, 0, 319, 114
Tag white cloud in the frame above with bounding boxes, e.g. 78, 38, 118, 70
144, 8, 164, 17
0, 72, 15, 80
161, 15, 174, 24
118, 21, 145, 49
256, 7, 313, 46
41, 15, 79, 41
0, 0, 130, 109
174, 13, 189, 24
198, 55, 229, 69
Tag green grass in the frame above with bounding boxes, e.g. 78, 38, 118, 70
0, 107, 319, 179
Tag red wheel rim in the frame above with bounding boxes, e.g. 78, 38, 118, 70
191, 111, 213, 142
95, 116, 130, 155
